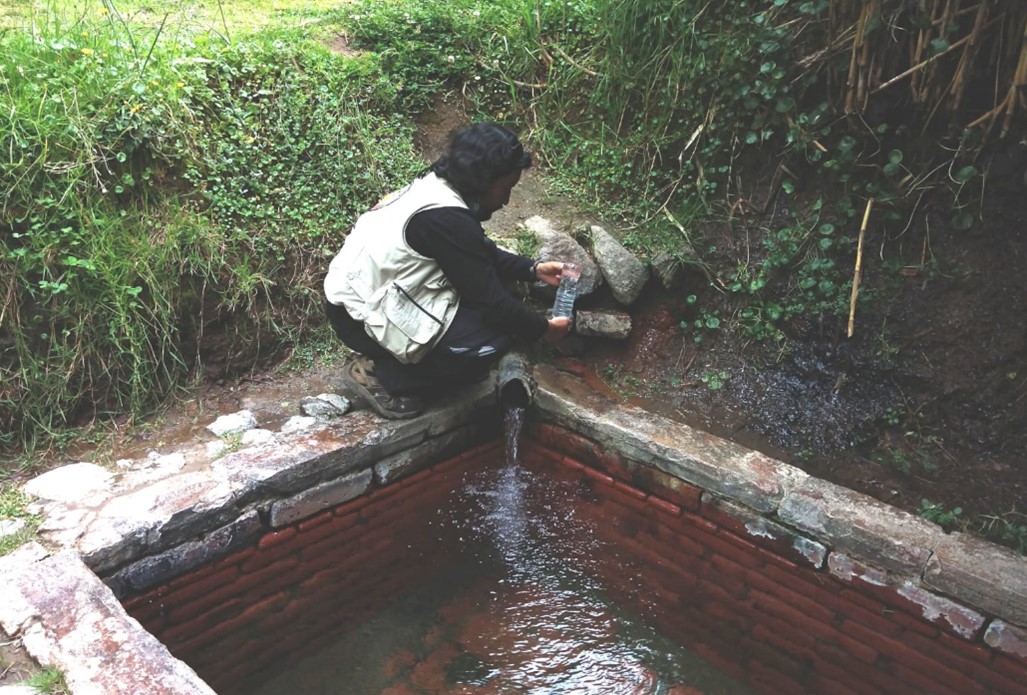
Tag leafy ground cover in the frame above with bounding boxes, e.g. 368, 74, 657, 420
2, 0, 1024, 546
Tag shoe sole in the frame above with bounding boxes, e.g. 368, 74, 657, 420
341, 363, 422, 420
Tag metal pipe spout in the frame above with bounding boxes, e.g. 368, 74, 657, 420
496, 351, 536, 408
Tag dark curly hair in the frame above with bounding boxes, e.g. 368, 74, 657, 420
429, 122, 532, 205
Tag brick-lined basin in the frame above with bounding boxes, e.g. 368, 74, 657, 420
2, 364, 1027, 693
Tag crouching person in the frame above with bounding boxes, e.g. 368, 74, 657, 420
323, 122, 570, 419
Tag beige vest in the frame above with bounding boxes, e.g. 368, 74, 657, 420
324, 173, 466, 364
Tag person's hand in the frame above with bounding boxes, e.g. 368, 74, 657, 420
544, 316, 571, 342
534, 261, 564, 288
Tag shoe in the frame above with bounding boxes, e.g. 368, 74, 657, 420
341, 357, 424, 420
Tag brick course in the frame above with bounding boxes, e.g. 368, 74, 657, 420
120, 433, 1027, 694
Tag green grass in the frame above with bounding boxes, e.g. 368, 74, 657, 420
0, 0, 345, 34
0, 0, 843, 458
0, 484, 41, 556
27, 666, 69, 694
0, 0, 426, 457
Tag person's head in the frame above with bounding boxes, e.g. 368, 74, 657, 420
430, 122, 532, 220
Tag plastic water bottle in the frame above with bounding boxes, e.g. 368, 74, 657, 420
552, 263, 581, 318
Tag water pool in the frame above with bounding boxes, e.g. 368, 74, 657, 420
247, 457, 754, 695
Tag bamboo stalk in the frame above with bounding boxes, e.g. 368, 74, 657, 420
845, 3, 869, 113
1000, 19, 1027, 137
873, 25, 983, 95
847, 197, 874, 339
950, 2, 989, 112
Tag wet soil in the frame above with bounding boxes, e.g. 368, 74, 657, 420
577, 169, 1027, 529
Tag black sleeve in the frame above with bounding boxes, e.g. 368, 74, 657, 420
406, 207, 547, 341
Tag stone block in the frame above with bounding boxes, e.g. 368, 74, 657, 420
0, 550, 216, 694
984, 620, 1027, 660
520, 216, 601, 296
589, 224, 649, 305
206, 410, 256, 437
702, 494, 827, 569
76, 471, 237, 574
925, 532, 1027, 626
533, 364, 806, 513
828, 553, 986, 639
209, 414, 381, 503
778, 477, 939, 575
373, 425, 480, 485
575, 310, 632, 339
23, 462, 114, 506
104, 510, 263, 597
269, 468, 373, 528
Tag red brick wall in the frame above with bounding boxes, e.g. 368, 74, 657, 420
123, 442, 497, 695
522, 423, 1027, 695
123, 430, 1027, 695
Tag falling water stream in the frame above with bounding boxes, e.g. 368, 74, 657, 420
251, 400, 753, 694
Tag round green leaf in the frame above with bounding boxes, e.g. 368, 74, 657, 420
953, 165, 977, 183
952, 211, 974, 230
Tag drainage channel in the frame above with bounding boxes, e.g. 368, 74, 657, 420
2, 364, 1026, 694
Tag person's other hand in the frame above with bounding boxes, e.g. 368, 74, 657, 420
544, 316, 571, 341
534, 261, 564, 287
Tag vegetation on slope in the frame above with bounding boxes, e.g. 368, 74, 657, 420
3, 0, 1024, 480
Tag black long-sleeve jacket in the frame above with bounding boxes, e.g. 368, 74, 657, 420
405, 207, 548, 342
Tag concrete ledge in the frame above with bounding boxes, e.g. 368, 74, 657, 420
2, 378, 499, 692
926, 532, 1027, 626
778, 476, 939, 575
533, 365, 808, 512
106, 510, 263, 596
0, 544, 215, 695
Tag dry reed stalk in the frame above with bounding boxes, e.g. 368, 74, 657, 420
949, 1, 989, 113
845, 2, 870, 113
873, 27, 982, 95
926, 0, 957, 104
966, 13, 1027, 136
1000, 20, 1027, 137
847, 197, 874, 339
910, 0, 938, 100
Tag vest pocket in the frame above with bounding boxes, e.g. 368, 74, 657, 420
382, 283, 445, 346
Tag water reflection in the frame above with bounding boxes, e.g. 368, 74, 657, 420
251, 441, 753, 695
447, 452, 752, 694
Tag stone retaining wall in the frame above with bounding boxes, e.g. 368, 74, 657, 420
2, 365, 1026, 694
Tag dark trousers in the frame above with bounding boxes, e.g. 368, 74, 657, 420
324, 300, 513, 397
